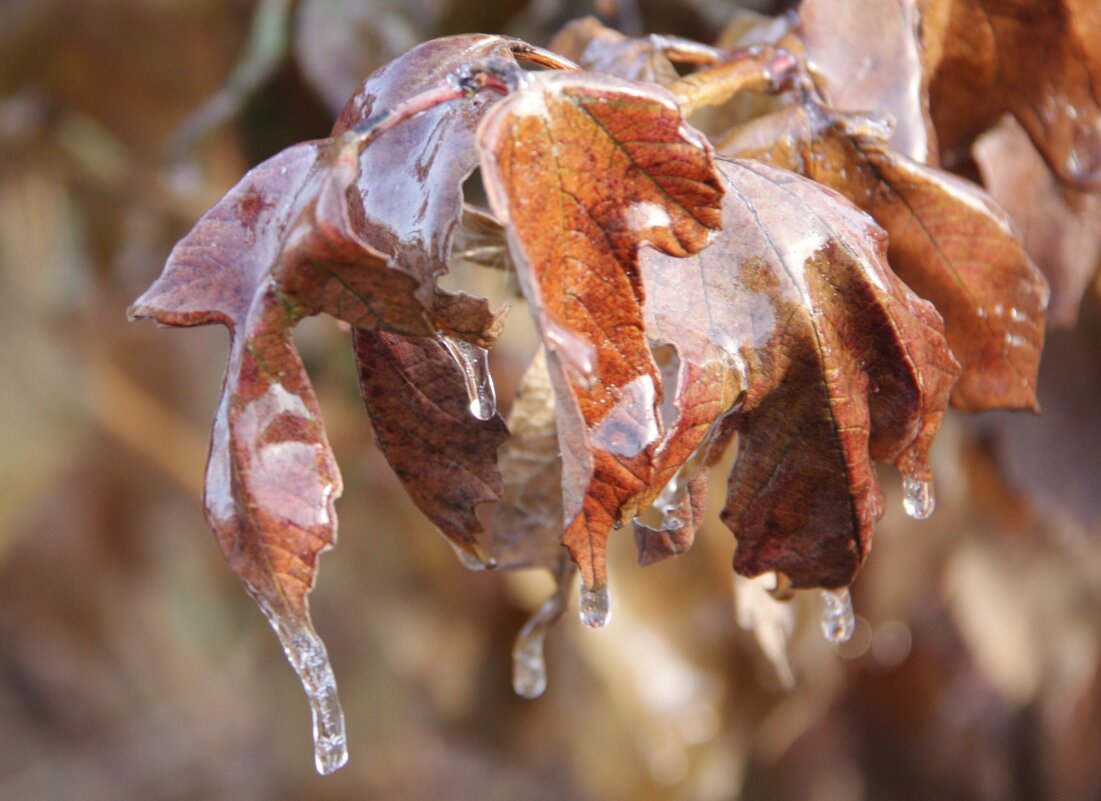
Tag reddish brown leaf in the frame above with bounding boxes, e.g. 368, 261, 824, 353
478, 71, 724, 603
975, 115, 1101, 327
641, 158, 958, 589
327, 36, 561, 566
925, 0, 1101, 188
549, 16, 727, 86
720, 100, 1047, 412
354, 329, 509, 566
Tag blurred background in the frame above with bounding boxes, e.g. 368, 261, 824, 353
2, 1, 1101, 799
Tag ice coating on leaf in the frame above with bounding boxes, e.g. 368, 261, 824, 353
477, 69, 724, 594
331, 36, 548, 569
129, 37, 545, 771
721, 99, 1047, 412
820, 587, 855, 644
439, 334, 497, 420
788, 0, 936, 163
656, 158, 958, 589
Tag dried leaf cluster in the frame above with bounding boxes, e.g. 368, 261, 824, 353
130, 0, 1101, 774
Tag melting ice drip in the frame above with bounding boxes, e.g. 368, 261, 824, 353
819, 588, 855, 644
262, 608, 348, 774
901, 473, 935, 520
512, 587, 568, 699
579, 582, 611, 628
439, 335, 497, 420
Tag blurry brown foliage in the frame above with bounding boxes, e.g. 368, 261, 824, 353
2, 1, 1101, 800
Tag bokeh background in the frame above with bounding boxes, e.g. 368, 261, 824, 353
2, 1, 1101, 799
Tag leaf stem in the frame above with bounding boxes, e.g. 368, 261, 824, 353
669, 46, 802, 114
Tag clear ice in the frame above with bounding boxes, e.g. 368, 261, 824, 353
820, 588, 855, 645
902, 474, 935, 520
439, 335, 497, 420
513, 589, 566, 698
262, 608, 348, 775
579, 582, 611, 628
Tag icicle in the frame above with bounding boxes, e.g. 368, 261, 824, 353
579, 582, 611, 628
902, 473, 935, 519
512, 586, 567, 699
820, 588, 855, 645
262, 609, 348, 774
439, 335, 497, 420
513, 627, 549, 699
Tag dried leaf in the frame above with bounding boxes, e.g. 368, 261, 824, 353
327, 36, 546, 566
721, 100, 1047, 412
354, 329, 509, 566
548, 16, 713, 85
685, 159, 958, 589
975, 115, 1101, 327
478, 71, 724, 598
925, 0, 1101, 188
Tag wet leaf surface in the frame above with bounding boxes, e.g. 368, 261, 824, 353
683, 159, 959, 588
478, 70, 724, 596
721, 99, 1047, 412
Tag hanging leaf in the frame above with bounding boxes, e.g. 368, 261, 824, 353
925, 0, 1101, 188
720, 99, 1047, 412
478, 70, 725, 612
975, 115, 1101, 327
638, 158, 958, 588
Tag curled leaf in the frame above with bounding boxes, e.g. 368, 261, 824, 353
659, 158, 959, 588
478, 70, 724, 599
721, 99, 1047, 412
925, 0, 1101, 188
354, 329, 508, 567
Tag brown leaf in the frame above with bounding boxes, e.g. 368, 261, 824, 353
925, 0, 1101, 188
327, 36, 555, 567
354, 329, 509, 566
783, 0, 937, 164
642, 158, 958, 589
490, 348, 565, 572
720, 100, 1047, 412
975, 115, 1101, 327
128, 141, 356, 772
548, 16, 723, 86
478, 71, 724, 601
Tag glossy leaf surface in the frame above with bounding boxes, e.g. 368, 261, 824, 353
478, 70, 724, 594
721, 100, 1047, 411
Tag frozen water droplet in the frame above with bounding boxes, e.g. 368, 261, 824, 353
262, 609, 348, 774
439, 335, 496, 420
512, 567, 571, 698
513, 629, 548, 699
579, 582, 610, 628
902, 474, 935, 519
820, 588, 855, 644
